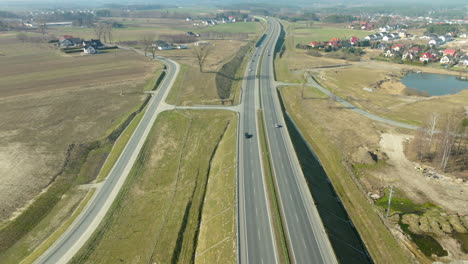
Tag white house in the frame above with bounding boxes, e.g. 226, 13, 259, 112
83, 46, 96, 54
440, 55, 455, 65
402, 51, 415, 60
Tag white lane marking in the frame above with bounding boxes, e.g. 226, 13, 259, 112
289, 193, 293, 202
295, 213, 299, 223
257, 230, 261, 241
256, 207, 258, 216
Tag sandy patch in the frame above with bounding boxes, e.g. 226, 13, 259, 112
378, 133, 468, 214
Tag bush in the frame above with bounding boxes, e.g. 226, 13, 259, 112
216, 44, 250, 100
307, 50, 322, 57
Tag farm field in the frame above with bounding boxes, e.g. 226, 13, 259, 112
287, 22, 370, 45
70, 110, 236, 264
0, 32, 161, 254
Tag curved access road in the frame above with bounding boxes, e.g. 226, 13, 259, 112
259, 18, 338, 263
34, 57, 179, 264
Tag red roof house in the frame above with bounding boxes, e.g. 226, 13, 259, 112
59, 35, 74, 41
307, 41, 320, 47
391, 44, 403, 51
408, 46, 420, 53
349, 36, 359, 45
442, 49, 456, 56
420, 52, 435, 62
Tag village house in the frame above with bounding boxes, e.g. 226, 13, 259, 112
59, 35, 81, 47
349, 36, 359, 45
377, 43, 389, 50
82, 39, 104, 49
442, 49, 456, 57
83, 45, 96, 54
456, 55, 468, 67
391, 44, 403, 52
402, 51, 415, 60
420, 52, 436, 62
307, 41, 320, 48
384, 49, 397, 57
440, 55, 456, 65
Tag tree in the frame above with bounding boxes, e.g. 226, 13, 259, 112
93, 22, 106, 41
192, 44, 213, 72
436, 111, 461, 172
140, 33, 156, 58
16, 32, 27, 43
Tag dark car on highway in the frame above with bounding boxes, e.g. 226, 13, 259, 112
244, 132, 253, 139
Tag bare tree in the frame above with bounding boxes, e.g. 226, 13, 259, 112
36, 17, 48, 38
192, 44, 213, 72
437, 111, 460, 172
93, 22, 106, 41
139, 33, 156, 58
422, 112, 439, 158
16, 32, 28, 43
104, 23, 113, 43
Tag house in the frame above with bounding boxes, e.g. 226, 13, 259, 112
440, 55, 456, 65
82, 39, 104, 49
83, 45, 96, 54
428, 39, 443, 46
307, 41, 320, 48
349, 36, 359, 45
457, 55, 468, 67
378, 43, 389, 50
420, 52, 435, 62
175, 45, 188, 49
442, 49, 456, 56
408, 46, 420, 54
402, 51, 415, 60
384, 49, 396, 57
60, 38, 81, 47
398, 32, 409, 38
391, 44, 403, 52
364, 35, 373, 41
382, 35, 392, 42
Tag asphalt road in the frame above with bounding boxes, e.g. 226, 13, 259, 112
34, 58, 179, 264
307, 76, 420, 130
259, 19, 338, 263
237, 24, 279, 264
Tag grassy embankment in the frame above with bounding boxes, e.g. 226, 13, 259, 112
279, 86, 412, 264
257, 110, 290, 264
70, 110, 236, 263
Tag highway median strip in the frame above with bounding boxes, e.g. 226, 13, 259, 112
257, 109, 291, 264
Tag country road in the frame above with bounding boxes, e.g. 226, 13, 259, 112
34, 57, 180, 264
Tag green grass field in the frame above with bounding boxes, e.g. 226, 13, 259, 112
197, 22, 260, 33
71, 110, 236, 264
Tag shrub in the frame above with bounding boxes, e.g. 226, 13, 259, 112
307, 50, 322, 57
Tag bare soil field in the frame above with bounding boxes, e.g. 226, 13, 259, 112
0, 35, 160, 223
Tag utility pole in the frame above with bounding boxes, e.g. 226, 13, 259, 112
386, 186, 394, 219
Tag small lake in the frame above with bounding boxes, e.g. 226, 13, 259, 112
401, 72, 468, 96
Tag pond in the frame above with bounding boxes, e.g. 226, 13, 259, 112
401, 72, 468, 96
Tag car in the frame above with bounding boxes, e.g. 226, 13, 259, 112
274, 124, 282, 128
244, 132, 253, 139
249, 68, 252, 72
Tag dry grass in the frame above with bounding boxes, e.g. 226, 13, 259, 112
0, 34, 159, 223
165, 40, 252, 106
279, 85, 412, 264
71, 110, 236, 264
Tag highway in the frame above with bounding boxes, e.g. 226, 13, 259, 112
34, 57, 179, 264
258, 19, 338, 263
237, 24, 278, 263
